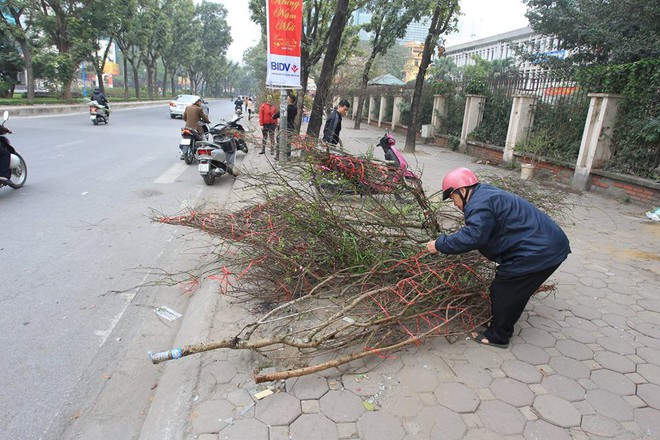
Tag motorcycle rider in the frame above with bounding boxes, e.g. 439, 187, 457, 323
183, 97, 211, 142
234, 96, 244, 113
91, 87, 109, 112
0, 124, 13, 184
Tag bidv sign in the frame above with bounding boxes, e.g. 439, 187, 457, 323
270, 62, 299, 73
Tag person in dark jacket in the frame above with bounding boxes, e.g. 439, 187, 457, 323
92, 88, 108, 107
183, 97, 210, 141
426, 167, 571, 349
322, 99, 350, 147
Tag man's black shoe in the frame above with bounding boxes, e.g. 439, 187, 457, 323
259, 150, 265, 154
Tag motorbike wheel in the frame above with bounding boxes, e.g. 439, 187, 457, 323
9, 153, 27, 188
202, 173, 215, 186
92, 118, 99, 126
184, 147, 195, 165
239, 140, 248, 153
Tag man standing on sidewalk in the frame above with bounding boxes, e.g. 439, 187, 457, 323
425, 167, 571, 349
259, 95, 279, 155
322, 99, 350, 148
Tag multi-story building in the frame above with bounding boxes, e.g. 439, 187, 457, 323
402, 41, 425, 83
352, 9, 431, 44
444, 26, 567, 73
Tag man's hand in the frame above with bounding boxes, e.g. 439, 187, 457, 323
425, 241, 438, 254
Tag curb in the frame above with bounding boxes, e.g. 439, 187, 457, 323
0, 101, 169, 117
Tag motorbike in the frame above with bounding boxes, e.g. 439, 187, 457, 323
195, 134, 238, 186
208, 113, 248, 154
0, 111, 28, 189
314, 130, 420, 200
179, 124, 209, 165
89, 100, 111, 125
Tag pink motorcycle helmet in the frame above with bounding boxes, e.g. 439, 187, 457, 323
441, 167, 479, 200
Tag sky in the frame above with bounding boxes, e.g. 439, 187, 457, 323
212, 0, 530, 64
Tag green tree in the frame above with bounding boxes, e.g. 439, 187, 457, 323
1, 0, 36, 99
404, 0, 459, 151
428, 56, 459, 82
0, 33, 23, 98
524, 0, 660, 65
353, 0, 430, 129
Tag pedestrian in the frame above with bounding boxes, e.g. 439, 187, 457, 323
425, 167, 571, 349
322, 99, 350, 148
244, 96, 249, 112
259, 95, 279, 155
247, 98, 254, 120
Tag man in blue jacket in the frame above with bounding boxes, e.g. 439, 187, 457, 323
426, 167, 570, 348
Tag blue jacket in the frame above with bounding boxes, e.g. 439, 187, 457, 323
434, 183, 570, 276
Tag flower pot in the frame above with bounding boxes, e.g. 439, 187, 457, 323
520, 163, 535, 180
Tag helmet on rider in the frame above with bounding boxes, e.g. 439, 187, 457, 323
441, 167, 479, 200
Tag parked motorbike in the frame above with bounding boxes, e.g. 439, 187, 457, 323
195, 134, 238, 186
89, 100, 111, 125
314, 131, 420, 199
0, 111, 28, 189
179, 125, 209, 165
208, 113, 248, 154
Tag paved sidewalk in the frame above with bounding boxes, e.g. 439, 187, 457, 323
154, 119, 660, 440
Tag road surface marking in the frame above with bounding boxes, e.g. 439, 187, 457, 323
155, 162, 189, 184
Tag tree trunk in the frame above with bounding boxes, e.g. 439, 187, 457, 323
62, 78, 73, 100
353, 55, 376, 130
123, 57, 129, 99
18, 40, 35, 100
162, 68, 168, 97
170, 74, 176, 97
146, 64, 153, 100
132, 65, 141, 100
404, 0, 458, 152
306, 0, 351, 139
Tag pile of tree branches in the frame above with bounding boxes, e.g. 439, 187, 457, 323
150, 138, 569, 382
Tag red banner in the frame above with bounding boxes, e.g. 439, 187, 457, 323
266, 0, 302, 88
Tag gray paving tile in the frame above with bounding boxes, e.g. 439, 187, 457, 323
501, 360, 543, 384
511, 343, 551, 365
541, 375, 586, 402
254, 392, 301, 426
463, 346, 508, 369
290, 414, 339, 440
301, 399, 320, 413
585, 389, 634, 422
342, 373, 385, 397
451, 362, 493, 388
218, 418, 268, 440
523, 419, 573, 440
381, 392, 425, 418
337, 422, 357, 439
269, 426, 289, 440
593, 351, 637, 373
565, 316, 600, 332
637, 383, 660, 410
356, 410, 406, 440
191, 399, 235, 434
434, 382, 479, 413
569, 305, 603, 321
490, 378, 534, 407
532, 395, 581, 428
287, 374, 329, 400
415, 406, 466, 439
548, 356, 591, 380
395, 365, 441, 393
320, 389, 365, 423
519, 328, 556, 348
590, 369, 636, 395
461, 428, 506, 439
477, 400, 526, 435
634, 407, 660, 439
555, 340, 594, 361
637, 363, 660, 384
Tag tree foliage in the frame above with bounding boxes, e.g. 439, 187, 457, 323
524, 0, 660, 65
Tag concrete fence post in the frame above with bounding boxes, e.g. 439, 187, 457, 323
392, 95, 403, 131
431, 94, 447, 132
368, 95, 376, 124
572, 93, 623, 190
459, 94, 487, 152
378, 95, 387, 128
503, 94, 538, 163
352, 96, 359, 119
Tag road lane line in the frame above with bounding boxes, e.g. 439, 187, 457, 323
154, 162, 189, 184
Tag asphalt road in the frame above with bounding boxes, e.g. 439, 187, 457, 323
0, 99, 245, 440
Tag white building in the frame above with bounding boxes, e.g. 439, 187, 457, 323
444, 27, 567, 73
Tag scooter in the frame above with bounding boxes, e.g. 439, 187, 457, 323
0, 111, 28, 189
179, 124, 209, 165
314, 131, 420, 198
89, 100, 111, 125
195, 135, 238, 186
209, 114, 248, 154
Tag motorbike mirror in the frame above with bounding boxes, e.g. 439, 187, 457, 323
2, 110, 8, 122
